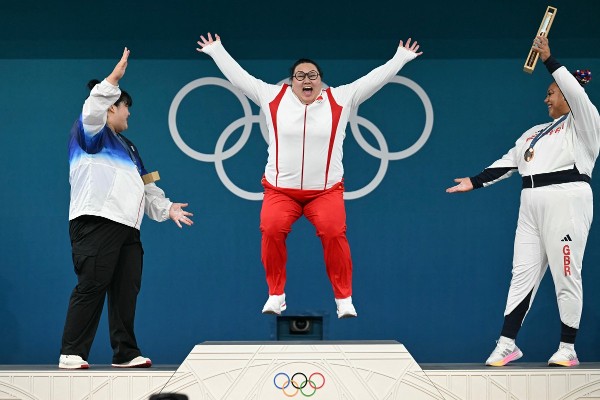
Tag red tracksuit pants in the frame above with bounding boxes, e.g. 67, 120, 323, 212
260, 178, 353, 299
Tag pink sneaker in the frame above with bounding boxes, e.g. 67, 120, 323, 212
548, 343, 579, 367
485, 337, 523, 366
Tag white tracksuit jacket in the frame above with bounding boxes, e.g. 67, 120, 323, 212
202, 41, 417, 190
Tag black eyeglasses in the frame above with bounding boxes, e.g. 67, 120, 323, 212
293, 70, 320, 81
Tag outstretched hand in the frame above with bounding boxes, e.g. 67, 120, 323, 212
196, 32, 221, 53
169, 202, 194, 228
446, 177, 474, 193
107, 47, 130, 86
399, 38, 423, 57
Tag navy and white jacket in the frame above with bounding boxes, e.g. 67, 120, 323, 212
471, 58, 600, 189
68, 79, 172, 229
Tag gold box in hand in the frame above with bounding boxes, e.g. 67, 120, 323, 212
523, 6, 557, 74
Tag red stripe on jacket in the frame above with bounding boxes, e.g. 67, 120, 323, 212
268, 85, 289, 186
324, 88, 343, 189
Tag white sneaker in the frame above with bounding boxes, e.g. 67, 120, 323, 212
262, 294, 287, 315
548, 343, 579, 367
335, 296, 357, 319
485, 336, 523, 366
59, 354, 89, 369
112, 356, 152, 368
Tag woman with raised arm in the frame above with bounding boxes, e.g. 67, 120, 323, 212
447, 35, 598, 367
59, 48, 193, 370
197, 32, 422, 319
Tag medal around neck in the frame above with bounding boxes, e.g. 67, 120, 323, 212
524, 147, 535, 162
523, 114, 567, 163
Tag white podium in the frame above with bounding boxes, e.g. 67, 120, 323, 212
159, 340, 444, 399
1, 345, 600, 399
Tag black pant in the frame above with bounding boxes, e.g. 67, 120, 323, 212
61, 215, 144, 363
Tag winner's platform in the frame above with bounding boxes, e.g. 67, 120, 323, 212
2, 340, 600, 399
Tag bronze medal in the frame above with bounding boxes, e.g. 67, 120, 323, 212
524, 147, 534, 162
523, 115, 567, 163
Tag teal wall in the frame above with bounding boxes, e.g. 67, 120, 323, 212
0, 0, 599, 366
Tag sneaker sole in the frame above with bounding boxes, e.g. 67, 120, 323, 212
262, 309, 281, 315
59, 364, 89, 370
262, 303, 286, 315
549, 359, 579, 367
338, 312, 357, 319
111, 361, 152, 368
486, 350, 523, 367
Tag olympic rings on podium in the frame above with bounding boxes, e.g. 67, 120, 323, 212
273, 371, 326, 397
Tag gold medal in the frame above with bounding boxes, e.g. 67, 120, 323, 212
524, 147, 534, 162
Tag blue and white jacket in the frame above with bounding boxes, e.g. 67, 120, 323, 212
68, 79, 172, 229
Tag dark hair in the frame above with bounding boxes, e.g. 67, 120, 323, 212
87, 79, 133, 107
289, 58, 323, 80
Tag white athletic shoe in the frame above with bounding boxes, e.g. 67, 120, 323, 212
262, 294, 287, 315
112, 356, 152, 368
548, 343, 579, 367
335, 296, 357, 319
485, 336, 523, 366
59, 354, 89, 369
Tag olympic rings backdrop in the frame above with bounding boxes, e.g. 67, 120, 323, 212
168, 76, 433, 200
0, 54, 599, 366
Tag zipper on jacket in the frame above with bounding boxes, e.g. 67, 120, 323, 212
300, 105, 308, 189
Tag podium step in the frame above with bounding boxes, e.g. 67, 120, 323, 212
1, 342, 600, 399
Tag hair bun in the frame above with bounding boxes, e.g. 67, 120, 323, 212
87, 79, 101, 91
572, 69, 592, 86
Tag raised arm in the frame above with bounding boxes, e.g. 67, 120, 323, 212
533, 36, 599, 138
532, 35, 589, 112
333, 38, 422, 107
106, 47, 130, 86
82, 48, 130, 135
196, 33, 276, 105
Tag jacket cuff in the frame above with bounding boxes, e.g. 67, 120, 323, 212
469, 177, 483, 190
544, 55, 562, 74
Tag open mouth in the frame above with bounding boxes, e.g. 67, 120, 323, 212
302, 85, 313, 96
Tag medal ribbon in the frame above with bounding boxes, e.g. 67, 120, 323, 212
527, 114, 568, 151
115, 133, 143, 176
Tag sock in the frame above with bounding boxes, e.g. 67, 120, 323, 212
559, 342, 575, 351
560, 322, 577, 344
498, 336, 515, 347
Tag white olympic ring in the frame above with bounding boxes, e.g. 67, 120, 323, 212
168, 76, 433, 201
